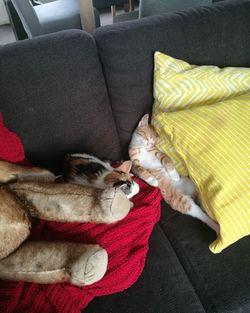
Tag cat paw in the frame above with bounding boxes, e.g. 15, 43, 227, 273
127, 181, 140, 199
146, 177, 158, 187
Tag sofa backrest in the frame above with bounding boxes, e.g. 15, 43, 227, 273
0, 30, 121, 171
139, 0, 212, 18
94, 0, 250, 158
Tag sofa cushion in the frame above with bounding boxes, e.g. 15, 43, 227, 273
153, 94, 250, 253
139, 0, 212, 18
152, 52, 250, 175
151, 51, 250, 252
153, 51, 250, 112
84, 201, 250, 313
94, 0, 250, 158
0, 30, 121, 172
159, 203, 250, 313
84, 222, 207, 313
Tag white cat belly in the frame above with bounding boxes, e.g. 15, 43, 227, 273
139, 148, 167, 171
172, 176, 196, 197
139, 148, 179, 181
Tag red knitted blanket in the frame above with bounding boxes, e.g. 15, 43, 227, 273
0, 114, 25, 163
0, 114, 162, 313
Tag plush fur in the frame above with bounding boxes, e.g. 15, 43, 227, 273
0, 241, 108, 286
0, 160, 132, 286
0, 160, 55, 183
0, 186, 31, 259
9, 181, 132, 224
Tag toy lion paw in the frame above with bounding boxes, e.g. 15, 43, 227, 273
0, 241, 108, 286
0, 160, 55, 184
70, 245, 108, 286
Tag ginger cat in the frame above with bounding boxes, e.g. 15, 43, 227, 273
129, 114, 219, 233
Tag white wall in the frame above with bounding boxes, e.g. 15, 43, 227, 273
0, 0, 10, 25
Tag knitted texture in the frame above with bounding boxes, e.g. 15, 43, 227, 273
0, 116, 162, 313
0, 113, 25, 163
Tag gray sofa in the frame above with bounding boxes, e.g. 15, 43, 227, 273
139, 0, 212, 17
0, 0, 250, 312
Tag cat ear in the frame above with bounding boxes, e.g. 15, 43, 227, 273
138, 114, 149, 127
116, 160, 132, 173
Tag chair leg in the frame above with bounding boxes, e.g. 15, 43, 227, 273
129, 0, 135, 11
79, 0, 96, 33
111, 5, 116, 16
124, 3, 129, 13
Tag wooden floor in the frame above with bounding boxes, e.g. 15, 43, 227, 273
0, 24, 16, 45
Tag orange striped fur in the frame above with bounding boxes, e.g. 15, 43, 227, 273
128, 114, 219, 232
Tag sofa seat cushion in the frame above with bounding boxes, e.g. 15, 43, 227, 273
84, 222, 207, 313
159, 202, 250, 313
85, 202, 250, 313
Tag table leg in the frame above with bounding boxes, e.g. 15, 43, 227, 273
129, 0, 135, 11
79, 0, 96, 33
111, 4, 116, 16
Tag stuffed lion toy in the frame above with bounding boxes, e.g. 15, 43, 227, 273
0, 160, 132, 286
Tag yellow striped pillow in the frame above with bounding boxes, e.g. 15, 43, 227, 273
152, 52, 250, 175
153, 93, 250, 253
